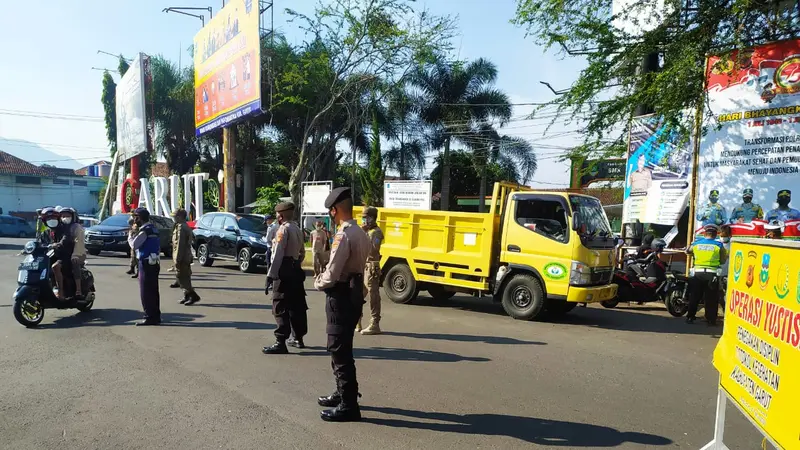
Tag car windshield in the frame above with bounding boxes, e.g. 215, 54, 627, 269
569, 195, 613, 237
237, 215, 267, 233
99, 214, 130, 227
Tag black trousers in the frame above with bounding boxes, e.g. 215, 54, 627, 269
325, 283, 363, 407
273, 293, 308, 341
688, 271, 719, 323
138, 261, 161, 320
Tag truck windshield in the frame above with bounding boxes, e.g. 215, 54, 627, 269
569, 195, 612, 237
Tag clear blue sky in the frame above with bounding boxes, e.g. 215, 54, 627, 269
0, 0, 586, 187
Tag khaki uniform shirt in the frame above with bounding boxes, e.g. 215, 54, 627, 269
267, 221, 304, 279
314, 220, 370, 290
172, 222, 194, 264
366, 226, 383, 263
310, 229, 327, 253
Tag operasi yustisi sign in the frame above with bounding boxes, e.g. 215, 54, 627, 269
713, 238, 800, 448
193, 0, 261, 136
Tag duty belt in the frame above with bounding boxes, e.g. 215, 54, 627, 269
694, 267, 719, 273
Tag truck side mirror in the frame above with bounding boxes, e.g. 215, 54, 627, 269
571, 211, 580, 231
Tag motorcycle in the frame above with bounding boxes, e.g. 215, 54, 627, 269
602, 250, 689, 314
12, 240, 96, 327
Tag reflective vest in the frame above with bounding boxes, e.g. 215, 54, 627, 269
691, 238, 723, 269
137, 224, 161, 261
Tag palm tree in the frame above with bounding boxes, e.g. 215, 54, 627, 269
464, 126, 538, 212
150, 57, 199, 175
382, 86, 426, 178
409, 58, 512, 210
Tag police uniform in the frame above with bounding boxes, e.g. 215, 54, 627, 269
686, 226, 727, 325
765, 189, 800, 223
696, 189, 727, 227
128, 209, 161, 325
263, 202, 308, 354
359, 206, 384, 335
314, 187, 370, 422
729, 188, 763, 223
173, 211, 200, 305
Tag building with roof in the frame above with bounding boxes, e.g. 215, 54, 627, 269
0, 150, 105, 220
75, 160, 112, 177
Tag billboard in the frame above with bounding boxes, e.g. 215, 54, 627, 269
711, 238, 800, 449
301, 181, 332, 215
116, 53, 147, 162
384, 180, 432, 210
576, 158, 625, 188
622, 115, 693, 225
695, 39, 800, 234
193, 0, 261, 136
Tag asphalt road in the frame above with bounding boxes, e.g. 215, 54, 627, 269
0, 238, 765, 449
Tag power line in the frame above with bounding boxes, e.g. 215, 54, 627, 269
0, 110, 104, 123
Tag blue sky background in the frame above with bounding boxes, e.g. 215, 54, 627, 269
0, 0, 586, 187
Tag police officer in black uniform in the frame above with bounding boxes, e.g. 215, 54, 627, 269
314, 187, 371, 422
262, 201, 308, 354
128, 207, 162, 326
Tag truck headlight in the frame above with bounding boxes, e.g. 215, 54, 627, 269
570, 261, 592, 286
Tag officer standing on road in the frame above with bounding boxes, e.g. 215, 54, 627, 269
685, 223, 727, 326
262, 202, 308, 354
314, 187, 370, 422
172, 209, 201, 306
729, 188, 763, 223
696, 189, 727, 227
358, 206, 384, 335
128, 208, 162, 326
126, 216, 139, 278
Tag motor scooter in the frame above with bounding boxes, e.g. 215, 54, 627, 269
602, 251, 689, 312
12, 240, 96, 327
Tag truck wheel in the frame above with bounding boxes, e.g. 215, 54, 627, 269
501, 274, 545, 320
601, 300, 619, 308
427, 284, 455, 301
384, 264, 418, 304
546, 299, 577, 317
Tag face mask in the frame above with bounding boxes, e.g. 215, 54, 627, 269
62, 217, 72, 225
778, 199, 790, 207
722, 237, 731, 243
46, 219, 59, 228
743, 197, 752, 204
710, 198, 718, 204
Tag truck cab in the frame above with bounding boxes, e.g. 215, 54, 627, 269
357, 182, 618, 320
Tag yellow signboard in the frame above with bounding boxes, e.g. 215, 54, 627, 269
193, 0, 261, 136
713, 238, 800, 449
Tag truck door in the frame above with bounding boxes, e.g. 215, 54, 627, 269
500, 193, 571, 298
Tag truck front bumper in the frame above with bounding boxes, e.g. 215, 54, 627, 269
566, 283, 618, 303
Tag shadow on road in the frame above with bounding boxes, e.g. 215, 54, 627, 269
199, 302, 270, 310
362, 406, 673, 447
0, 243, 24, 251
414, 295, 506, 317
554, 307, 723, 337
199, 286, 266, 292
36, 308, 203, 328
381, 331, 545, 346
299, 346, 490, 363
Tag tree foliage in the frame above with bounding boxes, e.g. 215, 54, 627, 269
430, 150, 518, 210
512, 0, 800, 159
360, 108, 385, 206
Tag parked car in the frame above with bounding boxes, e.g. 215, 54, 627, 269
79, 216, 100, 229
85, 213, 174, 257
192, 212, 269, 273
0, 215, 35, 238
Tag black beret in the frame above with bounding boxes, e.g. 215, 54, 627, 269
324, 187, 352, 209
275, 202, 295, 213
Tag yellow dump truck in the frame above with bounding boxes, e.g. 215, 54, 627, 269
355, 182, 618, 320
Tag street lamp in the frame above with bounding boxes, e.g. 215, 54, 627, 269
162, 6, 213, 26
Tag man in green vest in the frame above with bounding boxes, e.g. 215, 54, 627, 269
685, 223, 728, 325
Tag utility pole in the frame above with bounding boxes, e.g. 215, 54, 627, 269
223, 128, 236, 212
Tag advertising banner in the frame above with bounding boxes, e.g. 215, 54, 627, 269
575, 159, 625, 188
713, 238, 800, 449
193, 0, 261, 136
116, 53, 147, 162
384, 180, 432, 210
695, 39, 800, 236
301, 182, 332, 215
622, 115, 693, 225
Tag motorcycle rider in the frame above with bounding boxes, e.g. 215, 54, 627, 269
59, 207, 86, 299
50, 206, 76, 300
685, 223, 727, 326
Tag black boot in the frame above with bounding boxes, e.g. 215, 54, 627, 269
125, 268, 135, 275
179, 295, 191, 305
262, 341, 289, 354
287, 336, 305, 349
169, 282, 180, 288
184, 292, 201, 305
131, 272, 138, 279
320, 403, 361, 422
686, 316, 695, 324
318, 391, 361, 407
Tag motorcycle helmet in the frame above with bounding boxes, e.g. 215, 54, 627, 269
59, 206, 77, 225
41, 207, 60, 229
651, 238, 667, 253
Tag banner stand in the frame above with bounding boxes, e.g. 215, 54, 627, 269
700, 382, 779, 450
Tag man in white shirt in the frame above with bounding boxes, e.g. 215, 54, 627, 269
264, 215, 278, 271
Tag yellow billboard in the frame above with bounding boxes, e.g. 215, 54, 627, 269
713, 238, 800, 448
193, 0, 261, 136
